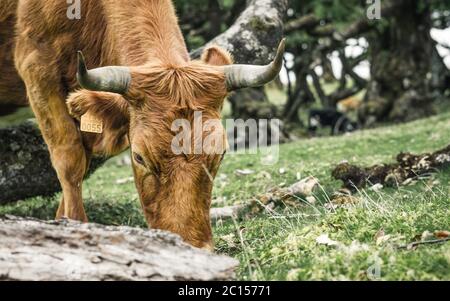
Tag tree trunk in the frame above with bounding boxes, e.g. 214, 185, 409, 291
0, 216, 238, 281
191, 0, 289, 123
228, 88, 277, 121
321, 55, 337, 83
283, 68, 314, 124
359, 0, 440, 124
207, 0, 223, 40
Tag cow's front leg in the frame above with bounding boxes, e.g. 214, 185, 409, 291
35, 93, 89, 221
15, 45, 89, 222
34, 92, 89, 221
53, 141, 91, 221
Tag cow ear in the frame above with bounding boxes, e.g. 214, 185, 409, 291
68, 90, 129, 122
67, 90, 130, 155
201, 46, 233, 66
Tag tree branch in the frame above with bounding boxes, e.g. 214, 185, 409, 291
339, 50, 367, 88
315, 0, 407, 53
190, 0, 289, 64
310, 69, 330, 107
336, 0, 405, 41
285, 14, 320, 34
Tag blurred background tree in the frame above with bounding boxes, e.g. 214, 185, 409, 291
175, 0, 450, 133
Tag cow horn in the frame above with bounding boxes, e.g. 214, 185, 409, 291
77, 51, 131, 94
224, 39, 286, 91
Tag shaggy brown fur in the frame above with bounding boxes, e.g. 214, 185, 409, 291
1, 0, 234, 249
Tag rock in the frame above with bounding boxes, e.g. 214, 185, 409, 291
286, 176, 320, 197
0, 216, 238, 281
0, 122, 106, 204
370, 183, 384, 191
306, 196, 316, 204
235, 169, 255, 176
316, 234, 340, 247
115, 177, 134, 185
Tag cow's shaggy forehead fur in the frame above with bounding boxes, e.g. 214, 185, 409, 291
128, 60, 229, 110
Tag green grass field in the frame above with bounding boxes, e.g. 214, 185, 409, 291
1, 110, 449, 280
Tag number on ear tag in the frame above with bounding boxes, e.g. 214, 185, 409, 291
80, 112, 103, 134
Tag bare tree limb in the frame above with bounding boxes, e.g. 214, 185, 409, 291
336, 0, 405, 41
314, 0, 406, 54
285, 14, 320, 33
324, 49, 367, 106
190, 0, 289, 64
309, 69, 330, 107
329, 86, 363, 105
308, 24, 336, 37
339, 50, 367, 88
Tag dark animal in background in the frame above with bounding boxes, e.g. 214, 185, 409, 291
308, 109, 358, 136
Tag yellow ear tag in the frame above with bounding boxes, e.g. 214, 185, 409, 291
80, 112, 103, 134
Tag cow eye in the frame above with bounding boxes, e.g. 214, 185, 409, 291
133, 152, 145, 166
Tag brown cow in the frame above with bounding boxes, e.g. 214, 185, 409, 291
0, 0, 284, 250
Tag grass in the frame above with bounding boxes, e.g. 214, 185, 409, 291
0, 107, 34, 128
1, 109, 449, 280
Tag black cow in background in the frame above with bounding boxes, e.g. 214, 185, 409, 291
308, 108, 358, 136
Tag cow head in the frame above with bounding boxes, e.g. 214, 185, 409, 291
70, 40, 285, 250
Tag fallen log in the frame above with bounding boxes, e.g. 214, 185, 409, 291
0, 216, 238, 281
0, 121, 107, 204
332, 144, 450, 191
